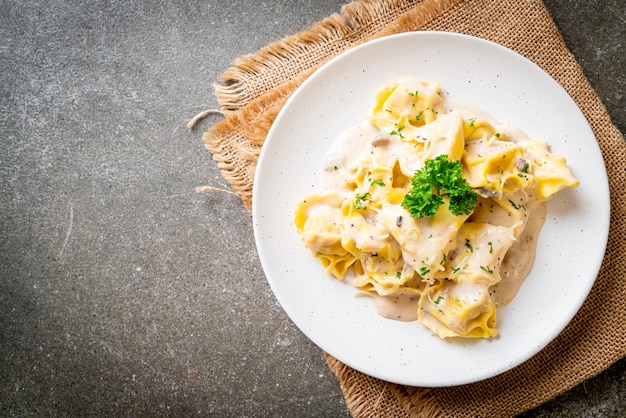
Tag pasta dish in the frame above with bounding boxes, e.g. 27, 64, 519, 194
294, 76, 578, 339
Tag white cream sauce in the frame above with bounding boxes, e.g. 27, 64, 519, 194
320, 98, 548, 322
371, 290, 420, 322
320, 122, 379, 191
492, 202, 546, 307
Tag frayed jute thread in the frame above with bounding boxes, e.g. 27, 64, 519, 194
195, 185, 240, 198
187, 108, 224, 129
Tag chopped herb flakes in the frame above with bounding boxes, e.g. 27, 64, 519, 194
508, 199, 521, 210
480, 265, 494, 274
368, 178, 385, 187
354, 192, 370, 209
390, 125, 405, 138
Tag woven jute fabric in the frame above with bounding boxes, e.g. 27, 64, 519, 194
200, 0, 626, 416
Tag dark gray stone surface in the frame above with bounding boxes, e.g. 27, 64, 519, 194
1, 1, 623, 416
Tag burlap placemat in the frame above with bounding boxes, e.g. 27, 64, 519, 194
198, 0, 626, 416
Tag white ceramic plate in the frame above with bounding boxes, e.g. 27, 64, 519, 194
252, 32, 610, 387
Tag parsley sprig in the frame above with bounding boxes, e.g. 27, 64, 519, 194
401, 155, 477, 218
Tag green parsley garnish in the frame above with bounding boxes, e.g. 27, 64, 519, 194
508, 199, 521, 210
419, 266, 430, 276
434, 295, 443, 304
469, 118, 476, 127
465, 238, 474, 253
396, 271, 402, 279
390, 125, 405, 138
408, 90, 419, 97
354, 192, 370, 210
487, 241, 493, 254
415, 110, 423, 122
480, 265, 494, 274
401, 155, 477, 219
368, 178, 386, 187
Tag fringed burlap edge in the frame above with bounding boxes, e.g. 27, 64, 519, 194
212, 0, 458, 111
324, 353, 445, 418
201, 0, 461, 210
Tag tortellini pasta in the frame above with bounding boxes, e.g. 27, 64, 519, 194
294, 76, 578, 339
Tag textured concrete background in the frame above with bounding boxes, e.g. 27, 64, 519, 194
1, 0, 624, 416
